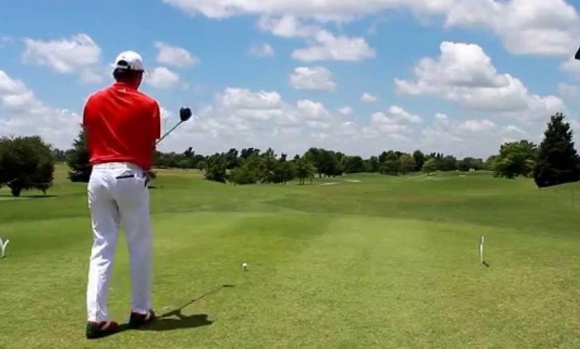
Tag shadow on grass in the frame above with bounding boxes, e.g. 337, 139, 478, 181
0, 194, 57, 199
140, 312, 213, 332
108, 284, 234, 337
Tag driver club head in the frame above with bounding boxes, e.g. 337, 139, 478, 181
179, 107, 192, 122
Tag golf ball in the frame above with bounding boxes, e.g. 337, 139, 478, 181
242, 262, 248, 269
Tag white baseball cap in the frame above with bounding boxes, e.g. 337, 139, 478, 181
112, 50, 145, 72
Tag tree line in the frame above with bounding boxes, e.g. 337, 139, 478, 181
0, 112, 578, 196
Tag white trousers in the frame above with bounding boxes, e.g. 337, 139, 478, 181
86, 162, 153, 322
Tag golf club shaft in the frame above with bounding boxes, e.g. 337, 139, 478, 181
156, 121, 183, 145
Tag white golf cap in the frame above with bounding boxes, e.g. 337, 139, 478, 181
112, 50, 145, 72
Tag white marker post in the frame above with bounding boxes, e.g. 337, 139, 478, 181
479, 236, 485, 265
0, 237, 9, 258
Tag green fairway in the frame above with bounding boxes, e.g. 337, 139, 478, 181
2, 166, 580, 348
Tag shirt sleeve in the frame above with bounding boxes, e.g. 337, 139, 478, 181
82, 95, 91, 127
152, 101, 161, 140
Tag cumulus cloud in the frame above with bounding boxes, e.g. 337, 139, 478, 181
395, 41, 566, 124
161, 0, 580, 57
289, 66, 336, 91
291, 30, 375, 62
0, 70, 81, 149
154, 42, 199, 67
22, 33, 104, 83
361, 92, 377, 103
558, 83, 580, 98
418, 113, 532, 158
145, 67, 182, 89
249, 43, 275, 57
337, 106, 353, 115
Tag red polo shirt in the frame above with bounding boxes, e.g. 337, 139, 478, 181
82, 82, 161, 171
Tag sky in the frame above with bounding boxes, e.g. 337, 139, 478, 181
2, 0, 580, 159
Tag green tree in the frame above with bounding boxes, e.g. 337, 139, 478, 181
493, 140, 537, 179
533, 113, 580, 188
196, 160, 207, 171
295, 157, 316, 185
0, 135, 55, 197
412, 150, 425, 172
257, 148, 278, 183
365, 156, 379, 172
343, 156, 365, 174
229, 159, 259, 185
274, 154, 296, 184
204, 154, 228, 183
399, 154, 416, 175
484, 155, 499, 171
422, 158, 437, 175
379, 152, 399, 175
66, 127, 91, 182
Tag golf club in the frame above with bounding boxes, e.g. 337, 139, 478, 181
575, 45, 580, 60
156, 106, 192, 145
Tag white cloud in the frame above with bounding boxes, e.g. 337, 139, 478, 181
291, 30, 375, 62
419, 113, 526, 158
145, 67, 182, 89
22, 33, 104, 83
249, 43, 274, 57
458, 119, 496, 133
289, 66, 336, 91
361, 92, 377, 103
154, 42, 198, 67
395, 41, 566, 124
367, 106, 422, 137
258, 15, 320, 38
561, 57, 580, 76
161, 0, 580, 57
0, 70, 81, 149
559, 83, 580, 98
155, 87, 414, 155
337, 106, 353, 115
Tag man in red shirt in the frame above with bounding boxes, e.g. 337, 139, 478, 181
82, 50, 160, 339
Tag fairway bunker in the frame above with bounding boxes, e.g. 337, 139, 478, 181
345, 179, 361, 183
321, 182, 339, 186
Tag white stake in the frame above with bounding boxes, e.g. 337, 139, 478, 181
479, 236, 485, 265
0, 237, 9, 258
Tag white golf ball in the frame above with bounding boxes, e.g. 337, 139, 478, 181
242, 262, 248, 269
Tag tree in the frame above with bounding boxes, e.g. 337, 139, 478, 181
458, 157, 484, 172
343, 156, 365, 174
493, 140, 537, 179
422, 158, 437, 175
398, 154, 416, 175
0, 136, 55, 197
533, 112, 580, 188
66, 127, 91, 182
379, 152, 400, 175
295, 157, 316, 185
412, 150, 425, 172
204, 154, 228, 183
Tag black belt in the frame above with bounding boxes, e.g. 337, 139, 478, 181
115, 172, 150, 187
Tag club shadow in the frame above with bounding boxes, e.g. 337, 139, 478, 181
122, 284, 234, 333
138, 312, 214, 332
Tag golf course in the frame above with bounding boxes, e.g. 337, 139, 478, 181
1, 163, 580, 348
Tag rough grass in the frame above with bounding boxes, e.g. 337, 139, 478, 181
1, 165, 580, 348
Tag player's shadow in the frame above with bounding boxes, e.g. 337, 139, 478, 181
141, 311, 213, 331
134, 284, 235, 332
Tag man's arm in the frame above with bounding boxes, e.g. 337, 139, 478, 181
151, 101, 161, 142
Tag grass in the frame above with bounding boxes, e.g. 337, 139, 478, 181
2, 165, 580, 348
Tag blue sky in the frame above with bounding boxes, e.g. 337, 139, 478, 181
1, 0, 580, 159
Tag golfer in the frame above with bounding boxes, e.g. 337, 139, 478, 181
82, 50, 160, 339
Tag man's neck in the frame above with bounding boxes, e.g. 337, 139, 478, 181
113, 81, 138, 90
